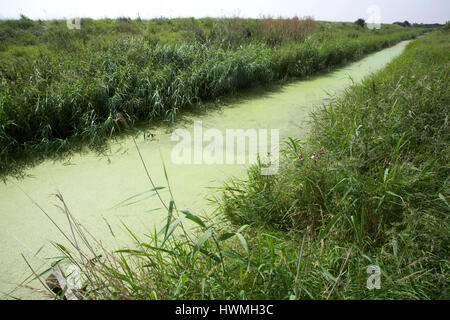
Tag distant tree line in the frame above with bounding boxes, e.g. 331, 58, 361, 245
394, 21, 411, 27
354, 18, 442, 29
411, 22, 444, 28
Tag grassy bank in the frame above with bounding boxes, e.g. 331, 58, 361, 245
26, 29, 448, 300
0, 17, 426, 177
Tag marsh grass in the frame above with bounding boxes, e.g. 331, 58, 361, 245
0, 17, 427, 177
15, 29, 448, 301
217, 30, 450, 299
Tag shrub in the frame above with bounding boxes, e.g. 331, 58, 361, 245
354, 18, 366, 28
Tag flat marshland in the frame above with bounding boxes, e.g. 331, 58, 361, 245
0, 17, 448, 300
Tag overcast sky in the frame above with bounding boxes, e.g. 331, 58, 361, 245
0, 0, 448, 24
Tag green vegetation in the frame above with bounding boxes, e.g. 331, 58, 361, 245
354, 18, 366, 28
394, 20, 412, 27
0, 17, 426, 177
27, 30, 448, 300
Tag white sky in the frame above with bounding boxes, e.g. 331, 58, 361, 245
0, 0, 448, 24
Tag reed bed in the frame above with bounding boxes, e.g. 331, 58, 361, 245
18, 29, 448, 300
0, 17, 426, 177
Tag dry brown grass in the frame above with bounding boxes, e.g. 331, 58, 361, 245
259, 16, 316, 43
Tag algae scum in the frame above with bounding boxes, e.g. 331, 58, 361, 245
0, 40, 410, 299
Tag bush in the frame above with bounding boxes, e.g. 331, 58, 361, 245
354, 18, 366, 28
